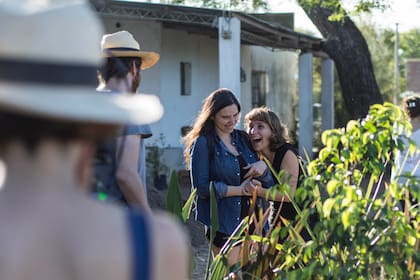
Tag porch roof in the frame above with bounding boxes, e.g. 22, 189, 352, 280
90, 0, 325, 55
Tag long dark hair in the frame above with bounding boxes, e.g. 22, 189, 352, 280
98, 57, 142, 83
183, 88, 240, 167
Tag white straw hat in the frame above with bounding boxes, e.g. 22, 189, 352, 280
101, 30, 160, 70
0, 0, 163, 125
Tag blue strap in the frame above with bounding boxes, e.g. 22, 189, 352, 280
128, 211, 150, 280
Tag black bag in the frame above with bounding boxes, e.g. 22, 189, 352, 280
91, 138, 127, 204
271, 143, 317, 241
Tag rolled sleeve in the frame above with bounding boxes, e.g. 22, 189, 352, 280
257, 167, 275, 189
212, 181, 228, 200
190, 136, 227, 200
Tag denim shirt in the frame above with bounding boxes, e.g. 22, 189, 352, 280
190, 129, 274, 235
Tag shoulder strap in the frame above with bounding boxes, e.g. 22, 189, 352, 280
128, 210, 150, 280
272, 144, 290, 173
273, 143, 305, 186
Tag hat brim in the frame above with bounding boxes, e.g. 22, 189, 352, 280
0, 82, 163, 125
103, 50, 160, 70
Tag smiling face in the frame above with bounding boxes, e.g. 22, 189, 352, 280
213, 104, 240, 136
247, 120, 272, 155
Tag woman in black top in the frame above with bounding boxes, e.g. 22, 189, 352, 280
244, 107, 311, 241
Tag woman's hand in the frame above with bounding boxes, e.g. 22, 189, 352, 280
243, 160, 267, 179
242, 179, 263, 197
240, 178, 254, 196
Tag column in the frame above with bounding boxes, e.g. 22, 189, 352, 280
219, 16, 241, 100
298, 52, 313, 160
321, 58, 334, 132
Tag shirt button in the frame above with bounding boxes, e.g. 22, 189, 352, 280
237, 173, 240, 176
237, 202, 240, 205
236, 217, 240, 221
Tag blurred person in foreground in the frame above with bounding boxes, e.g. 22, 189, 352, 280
0, 1, 188, 279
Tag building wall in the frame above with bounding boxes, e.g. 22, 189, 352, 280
159, 28, 219, 148
241, 46, 298, 131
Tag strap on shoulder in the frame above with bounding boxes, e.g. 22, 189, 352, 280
128, 210, 150, 280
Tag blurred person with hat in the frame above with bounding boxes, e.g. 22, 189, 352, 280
94, 30, 160, 211
0, 1, 188, 279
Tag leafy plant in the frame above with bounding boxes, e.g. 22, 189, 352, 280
168, 103, 419, 279
146, 133, 170, 178
166, 170, 197, 223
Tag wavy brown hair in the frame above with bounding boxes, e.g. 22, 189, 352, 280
244, 106, 290, 152
183, 88, 240, 168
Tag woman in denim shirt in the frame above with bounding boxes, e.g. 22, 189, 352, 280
183, 88, 273, 266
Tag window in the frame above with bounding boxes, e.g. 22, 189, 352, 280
180, 62, 191, 96
251, 71, 269, 107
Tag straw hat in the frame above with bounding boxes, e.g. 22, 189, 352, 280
0, 0, 163, 125
101, 31, 160, 70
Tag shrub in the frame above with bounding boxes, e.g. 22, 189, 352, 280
172, 103, 419, 279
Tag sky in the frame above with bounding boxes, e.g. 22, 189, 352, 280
268, 0, 420, 35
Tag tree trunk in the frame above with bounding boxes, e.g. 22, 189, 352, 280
302, 5, 383, 119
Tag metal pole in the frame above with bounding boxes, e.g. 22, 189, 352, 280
394, 22, 399, 104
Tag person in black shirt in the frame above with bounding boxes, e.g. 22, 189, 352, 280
245, 106, 312, 241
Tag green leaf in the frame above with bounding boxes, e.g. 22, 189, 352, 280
166, 170, 183, 220
341, 209, 351, 230
181, 188, 197, 223
326, 179, 339, 195
209, 182, 219, 241
323, 198, 335, 218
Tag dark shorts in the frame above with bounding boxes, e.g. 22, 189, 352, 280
205, 228, 230, 248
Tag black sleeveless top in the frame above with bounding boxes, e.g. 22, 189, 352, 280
271, 143, 303, 221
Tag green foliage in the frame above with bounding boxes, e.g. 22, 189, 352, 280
356, 20, 395, 102
305, 103, 418, 278
182, 188, 197, 223
165, 0, 268, 11
166, 170, 197, 223
146, 133, 169, 177
166, 170, 183, 220
168, 104, 419, 279
298, 0, 388, 22
399, 28, 420, 60
212, 103, 418, 278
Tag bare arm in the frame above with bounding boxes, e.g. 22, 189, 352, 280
224, 178, 253, 197
115, 135, 150, 211
279, 150, 299, 198
248, 151, 299, 202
